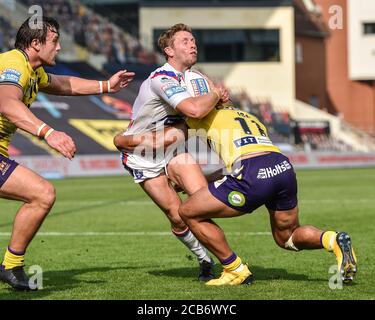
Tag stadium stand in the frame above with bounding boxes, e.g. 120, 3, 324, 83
0, 16, 16, 52
19, 0, 158, 66
3, 1, 374, 157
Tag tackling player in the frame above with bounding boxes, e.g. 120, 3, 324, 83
0, 17, 134, 290
116, 75, 357, 286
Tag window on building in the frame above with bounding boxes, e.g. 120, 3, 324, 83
363, 23, 375, 35
153, 28, 280, 62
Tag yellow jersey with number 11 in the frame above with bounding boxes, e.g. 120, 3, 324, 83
187, 107, 281, 171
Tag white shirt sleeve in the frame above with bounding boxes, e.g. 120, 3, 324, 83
150, 74, 192, 109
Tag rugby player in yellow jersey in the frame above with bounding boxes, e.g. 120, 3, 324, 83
115, 86, 357, 287
0, 17, 134, 291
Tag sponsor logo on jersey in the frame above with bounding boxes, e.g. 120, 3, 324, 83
0, 68, 21, 84
256, 160, 292, 179
228, 191, 246, 207
162, 85, 187, 98
190, 78, 209, 96
233, 136, 273, 148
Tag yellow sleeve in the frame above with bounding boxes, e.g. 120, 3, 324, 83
0, 59, 29, 90
36, 67, 51, 89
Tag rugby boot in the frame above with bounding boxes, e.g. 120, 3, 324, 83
333, 232, 357, 283
198, 259, 215, 282
0, 265, 37, 291
206, 264, 253, 286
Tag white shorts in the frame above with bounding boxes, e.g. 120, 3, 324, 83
121, 149, 176, 183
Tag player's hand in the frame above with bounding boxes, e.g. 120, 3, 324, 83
45, 130, 76, 160
109, 70, 135, 92
217, 86, 230, 103
202, 74, 230, 103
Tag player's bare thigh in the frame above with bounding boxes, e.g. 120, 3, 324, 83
167, 152, 207, 196
0, 164, 55, 203
179, 186, 246, 221
140, 173, 186, 230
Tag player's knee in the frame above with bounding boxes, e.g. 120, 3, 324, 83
165, 206, 185, 228
178, 203, 191, 222
273, 229, 300, 252
35, 181, 56, 210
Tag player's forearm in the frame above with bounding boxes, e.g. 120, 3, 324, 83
182, 91, 220, 119
0, 98, 45, 136
114, 125, 187, 152
194, 91, 220, 117
61, 76, 108, 96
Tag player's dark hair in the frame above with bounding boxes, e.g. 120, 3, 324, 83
158, 23, 193, 60
15, 17, 59, 50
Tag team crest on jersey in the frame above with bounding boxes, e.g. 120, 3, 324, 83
228, 191, 245, 207
0, 68, 21, 84
190, 78, 209, 96
133, 169, 144, 180
0, 161, 11, 176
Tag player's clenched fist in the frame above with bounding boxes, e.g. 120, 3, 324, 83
45, 131, 76, 160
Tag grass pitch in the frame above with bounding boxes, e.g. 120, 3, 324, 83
0, 168, 374, 300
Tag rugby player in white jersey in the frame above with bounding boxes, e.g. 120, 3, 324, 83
114, 24, 229, 281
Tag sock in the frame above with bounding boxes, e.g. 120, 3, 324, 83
321, 231, 337, 252
2, 247, 25, 270
221, 252, 244, 272
172, 228, 212, 264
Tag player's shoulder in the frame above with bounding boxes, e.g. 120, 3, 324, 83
150, 63, 180, 83
0, 50, 29, 86
0, 49, 28, 67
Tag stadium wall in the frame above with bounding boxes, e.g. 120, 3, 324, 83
13, 152, 375, 179
139, 5, 296, 113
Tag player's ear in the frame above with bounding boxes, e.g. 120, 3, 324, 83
30, 38, 41, 52
164, 46, 174, 58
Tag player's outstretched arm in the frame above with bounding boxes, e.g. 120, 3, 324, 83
114, 125, 186, 152
0, 85, 76, 160
42, 70, 135, 96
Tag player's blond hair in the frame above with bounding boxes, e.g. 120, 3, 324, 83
158, 23, 193, 60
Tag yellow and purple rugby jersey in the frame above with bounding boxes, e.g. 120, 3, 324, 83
187, 107, 281, 171
0, 49, 51, 157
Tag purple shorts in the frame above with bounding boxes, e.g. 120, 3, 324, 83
0, 154, 18, 188
208, 152, 298, 213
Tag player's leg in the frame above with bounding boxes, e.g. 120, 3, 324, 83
167, 152, 208, 196
140, 174, 214, 280
268, 206, 324, 250
0, 164, 56, 291
268, 206, 357, 283
179, 187, 253, 286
